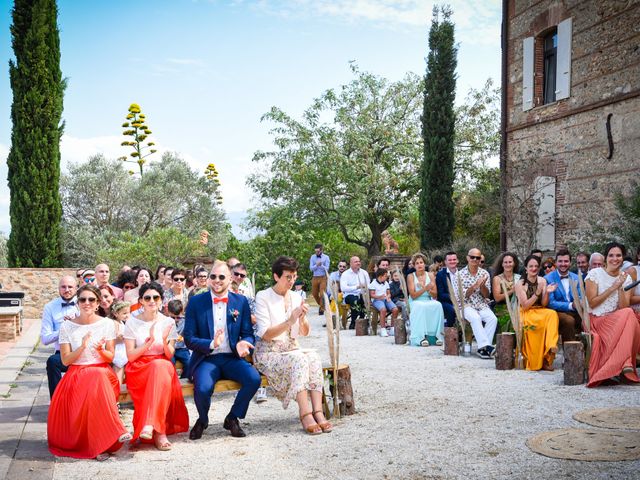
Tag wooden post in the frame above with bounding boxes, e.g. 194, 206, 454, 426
495, 332, 515, 370
355, 317, 368, 336
563, 341, 585, 385
335, 365, 355, 416
444, 327, 459, 355
370, 309, 379, 336
394, 316, 407, 345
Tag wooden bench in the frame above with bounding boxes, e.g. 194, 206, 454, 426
0, 306, 23, 342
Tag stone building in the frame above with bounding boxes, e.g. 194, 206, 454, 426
500, 0, 640, 255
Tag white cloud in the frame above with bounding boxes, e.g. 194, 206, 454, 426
166, 58, 206, 67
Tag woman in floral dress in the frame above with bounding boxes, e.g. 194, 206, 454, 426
254, 256, 332, 435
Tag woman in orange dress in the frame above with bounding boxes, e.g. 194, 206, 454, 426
124, 282, 189, 450
585, 242, 640, 387
48, 285, 131, 461
515, 255, 560, 371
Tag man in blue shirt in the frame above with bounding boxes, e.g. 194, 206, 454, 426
544, 249, 583, 343
41, 276, 79, 398
309, 243, 330, 315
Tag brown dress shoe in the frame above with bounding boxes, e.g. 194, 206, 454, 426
223, 415, 246, 437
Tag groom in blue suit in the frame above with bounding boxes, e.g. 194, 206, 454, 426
184, 261, 261, 439
544, 249, 583, 343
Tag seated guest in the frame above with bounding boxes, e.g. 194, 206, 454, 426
407, 253, 444, 347
585, 242, 640, 387
155, 265, 167, 287
515, 255, 560, 371
95, 263, 123, 300
167, 299, 191, 379
114, 269, 137, 294
376, 257, 391, 270
368, 268, 398, 337
327, 260, 349, 328
254, 256, 332, 435
97, 284, 116, 317
188, 267, 209, 299
402, 257, 415, 277
589, 252, 604, 270
124, 282, 189, 450
340, 256, 371, 329
542, 257, 556, 275
429, 255, 444, 274
575, 252, 590, 278
491, 252, 521, 332
162, 266, 175, 293
123, 267, 154, 312
545, 249, 583, 343
389, 270, 409, 331
163, 269, 189, 313
184, 261, 260, 440
47, 285, 131, 460
460, 248, 498, 358
42, 276, 79, 398
625, 246, 640, 314
81, 269, 97, 287
435, 252, 461, 328
293, 279, 307, 301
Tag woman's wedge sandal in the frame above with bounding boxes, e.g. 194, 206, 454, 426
300, 412, 322, 435
313, 410, 333, 433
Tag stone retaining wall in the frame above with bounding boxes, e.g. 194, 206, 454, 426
0, 269, 76, 320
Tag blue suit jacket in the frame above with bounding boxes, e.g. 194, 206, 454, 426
183, 291, 255, 379
544, 270, 581, 312
436, 269, 453, 305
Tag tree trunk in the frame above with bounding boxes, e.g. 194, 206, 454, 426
355, 317, 368, 336
444, 327, 459, 355
394, 316, 407, 345
336, 365, 356, 416
495, 332, 515, 370
563, 341, 585, 385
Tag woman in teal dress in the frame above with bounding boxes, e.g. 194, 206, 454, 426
407, 253, 445, 346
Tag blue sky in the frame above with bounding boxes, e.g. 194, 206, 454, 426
0, 0, 502, 237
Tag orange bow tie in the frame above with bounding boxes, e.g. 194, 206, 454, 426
214, 297, 228, 304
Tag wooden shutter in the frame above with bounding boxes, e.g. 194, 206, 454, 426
556, 18, 572, 100
522, 36, 534, 111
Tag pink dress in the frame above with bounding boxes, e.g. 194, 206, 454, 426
586, 268, 640, 387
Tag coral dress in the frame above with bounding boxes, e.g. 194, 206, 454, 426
48, 317, 128, 459
123, 315, 189, 440
519, 279, 559, 371
586, 268, 640, 387
254, 288, 323, 409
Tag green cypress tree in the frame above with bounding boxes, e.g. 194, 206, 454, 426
7, 0, 66, 267
420, 6, 457, 250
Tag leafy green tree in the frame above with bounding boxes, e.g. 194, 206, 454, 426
7, 0, 66, 267
249, 64, 423, 258
420, 5, 458, 251
120, 103, 157, 176
60, 152, 228, 265
0, 234, 8, 268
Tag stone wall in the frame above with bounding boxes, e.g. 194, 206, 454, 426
504, 0, 640, 254
0, 269, 76, 320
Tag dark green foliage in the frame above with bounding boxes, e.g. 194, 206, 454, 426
7, 0, 66, 266
420, 5, 458, 250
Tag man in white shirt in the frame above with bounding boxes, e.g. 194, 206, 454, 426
41, 276, 79, 398
340, 256, 371, 329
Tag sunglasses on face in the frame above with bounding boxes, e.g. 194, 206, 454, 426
468, 256, 481, 261
123, 284, 135, 290
233, 272, 247, 278
78, 297, 97, 304
142, 294, 161, 302
173, 277, 186, 282
209, 274, 226, 281
83, 277, 96, 283
543, 264, 553, 270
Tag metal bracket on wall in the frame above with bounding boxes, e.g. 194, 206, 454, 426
606, 113, 614, 160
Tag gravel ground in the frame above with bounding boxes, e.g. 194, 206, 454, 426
52, 314, 640, 480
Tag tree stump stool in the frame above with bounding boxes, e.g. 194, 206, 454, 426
370, 310, 379, 335
322, 364, 356, 417
355, 317, 369, 336
564, 341, 585, 385
495, 332, 515, 370
394, 316, 407, 345
444, 327, 459, 355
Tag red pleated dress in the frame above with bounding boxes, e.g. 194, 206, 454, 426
123, 315, 189, 441
48, 318, 128, 459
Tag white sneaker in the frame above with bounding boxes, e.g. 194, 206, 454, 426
388, 327, 394, 337
256, 387, 268, 403
379, 328, 388, 337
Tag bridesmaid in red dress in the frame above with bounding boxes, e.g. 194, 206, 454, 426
124, 282, 189, 450
48, 285, 131, 461
585, 242, 640, 387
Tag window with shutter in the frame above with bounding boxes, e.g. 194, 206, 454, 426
555, 18, 572, 100
522, 36, 534, 111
